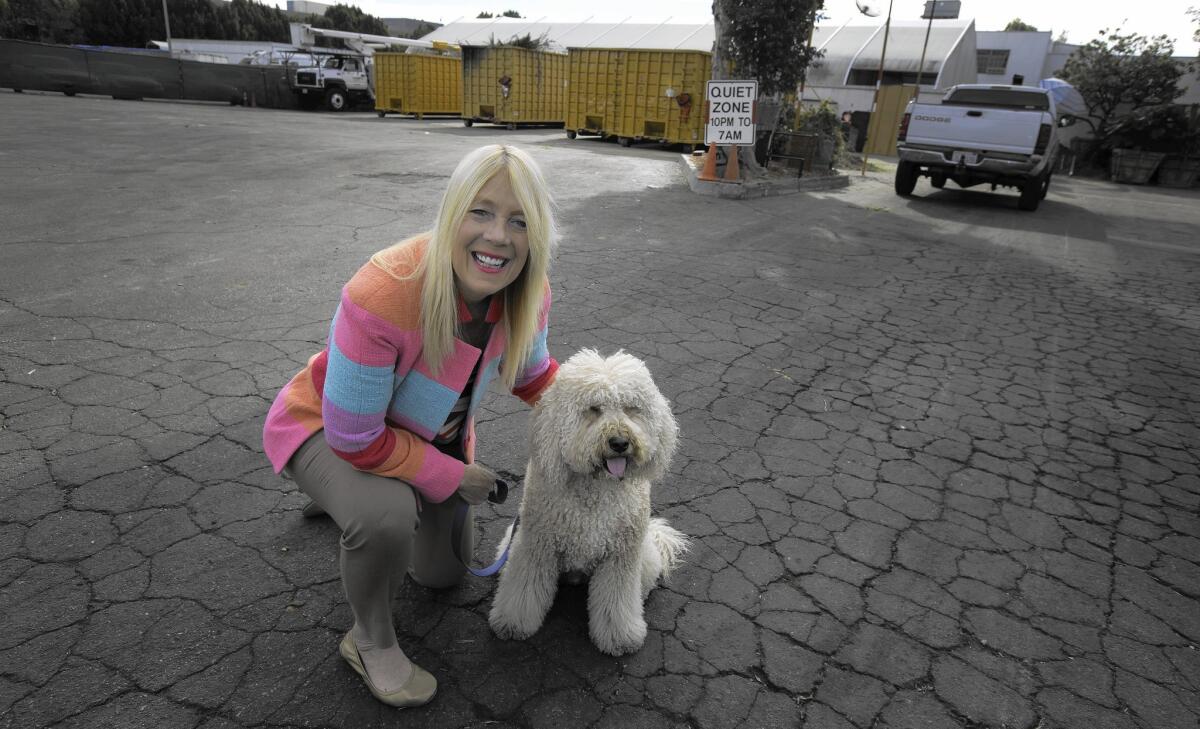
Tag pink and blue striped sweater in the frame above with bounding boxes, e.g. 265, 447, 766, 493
262, 237, 558, 503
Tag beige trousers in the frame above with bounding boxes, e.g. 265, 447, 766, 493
287, 432, 473, 647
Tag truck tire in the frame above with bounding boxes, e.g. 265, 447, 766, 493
1039, 173, 1052, 199
325, 87, 348, 112
463, 119, 474, 127
566, 130, 577, 140
1018, 175, 1043, 211
930, 173, 946, 189
895, 161, 918, 196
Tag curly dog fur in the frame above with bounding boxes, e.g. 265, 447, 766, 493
488, 349, 689, 655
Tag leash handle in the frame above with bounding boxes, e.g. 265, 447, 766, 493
451, 478, 517, 577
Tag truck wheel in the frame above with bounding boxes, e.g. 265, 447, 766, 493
1018, 176, 1043, 211
930, 173, 946, 189
1039, 173, 1052, 199
895, 161, 918, 196
618, 137, 633, 147
325, 88, 348, 112
566, 130, 577, 140
463, 119, 474, 127
377, 111, 386, 118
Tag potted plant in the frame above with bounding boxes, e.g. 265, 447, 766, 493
767, 100, 844, 175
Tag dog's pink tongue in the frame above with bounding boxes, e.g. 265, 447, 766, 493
605, 457, 627, 479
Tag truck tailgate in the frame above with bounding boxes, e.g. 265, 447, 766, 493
905, 104, 1042, 155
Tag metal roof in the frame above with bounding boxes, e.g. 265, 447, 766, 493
850, 19, 973, 73
418, 19, 715, 52
806, 18, 974, 85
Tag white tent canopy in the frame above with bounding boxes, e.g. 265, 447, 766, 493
807, 18, 975, 87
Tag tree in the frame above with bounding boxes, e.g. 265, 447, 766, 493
0, 0, 81, 43
501, 9, 521, 17
1054, 29, 1068, 43
477, 11, 493, 18
401, 20, 437, 39
322, 3, 388, 35
711, 0, 823, 173
78, 0, 161, 45
75, 0, 294, 45
1004, 18, 1038, 32
1059, 28, 1182, 142
220, 0, 292, 41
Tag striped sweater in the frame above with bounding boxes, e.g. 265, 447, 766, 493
262, 237, 558, 503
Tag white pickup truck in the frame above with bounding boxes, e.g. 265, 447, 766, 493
895, 84, 1061, 211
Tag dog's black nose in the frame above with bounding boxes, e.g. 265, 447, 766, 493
608, 437, 629, 453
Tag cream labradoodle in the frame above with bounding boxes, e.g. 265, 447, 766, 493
488, 349, 689, 655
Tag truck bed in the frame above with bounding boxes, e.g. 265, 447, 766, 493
903, 102, 1045, 155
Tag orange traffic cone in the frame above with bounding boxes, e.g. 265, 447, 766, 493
723, 144, 740, 181
698, 142, 719, 181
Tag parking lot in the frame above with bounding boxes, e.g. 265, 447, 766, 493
2, 90, 1199, 729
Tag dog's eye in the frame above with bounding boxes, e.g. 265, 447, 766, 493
588, 405, 602, 416
623, 406, 641, 415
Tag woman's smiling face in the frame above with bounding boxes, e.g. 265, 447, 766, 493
452, 172, 529, 305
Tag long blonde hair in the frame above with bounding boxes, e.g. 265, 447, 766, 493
374, 144, 557, 390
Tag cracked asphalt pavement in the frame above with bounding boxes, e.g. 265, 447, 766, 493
2, 91, 1199, 729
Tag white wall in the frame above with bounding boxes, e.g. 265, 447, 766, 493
975, 31, 1052, 84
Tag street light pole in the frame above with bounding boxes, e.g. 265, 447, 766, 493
162, 0, 173, 57
914, 7, 934, 102
915, 2, 961, 102
860, 0, 894, 176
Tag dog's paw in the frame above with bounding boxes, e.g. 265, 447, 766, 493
488, 606, 541, 641
590, 617, 647, 656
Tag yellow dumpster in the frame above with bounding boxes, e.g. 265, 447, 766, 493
566, 48, 710, 148
461, 45, 567, 128
565, 47, 620, 138
374, 52, 461, 119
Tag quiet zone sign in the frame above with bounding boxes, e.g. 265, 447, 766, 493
705, 80, 757, 146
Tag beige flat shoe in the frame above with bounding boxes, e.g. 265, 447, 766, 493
339, 633, 437, 708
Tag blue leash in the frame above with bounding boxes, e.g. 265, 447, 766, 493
451, 478, 519, 577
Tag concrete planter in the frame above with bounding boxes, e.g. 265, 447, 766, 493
1110, 149, 1165, 185
1156, 156, 1200, 188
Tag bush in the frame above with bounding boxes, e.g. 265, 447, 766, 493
1108, 104, 1200, 156
771, 99, 847, 170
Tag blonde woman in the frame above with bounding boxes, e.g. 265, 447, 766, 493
262, 144, 559, 708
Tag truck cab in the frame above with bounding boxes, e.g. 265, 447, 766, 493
290, 52, 374, 111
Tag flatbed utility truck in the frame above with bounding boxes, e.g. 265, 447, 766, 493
286, 23, 458, 111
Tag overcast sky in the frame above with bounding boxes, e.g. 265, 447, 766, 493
270, 0, 1199, 54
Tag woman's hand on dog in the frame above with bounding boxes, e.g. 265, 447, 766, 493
457, 463, 500, 505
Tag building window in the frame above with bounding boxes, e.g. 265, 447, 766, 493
977, 49, 1010, 75
848, 69, 925, 86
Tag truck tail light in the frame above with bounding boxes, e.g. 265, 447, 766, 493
897, 112, 911, 142
1034, 123, 1051, 155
